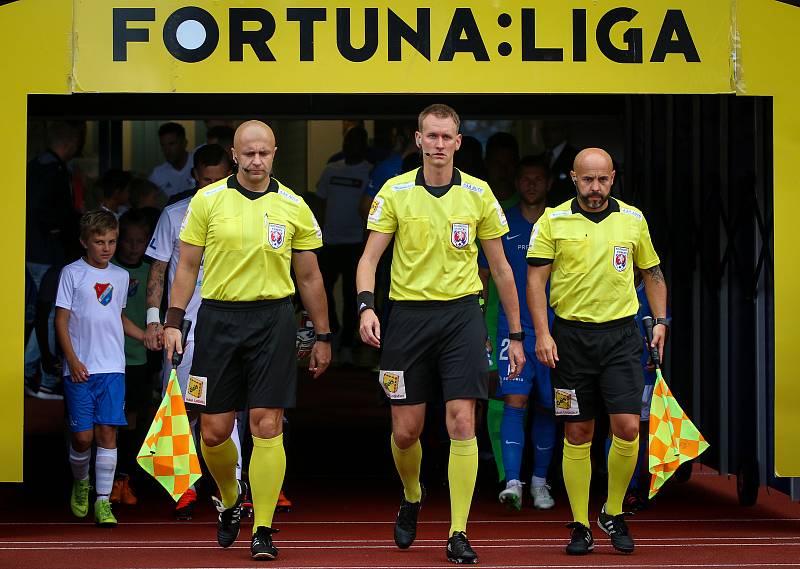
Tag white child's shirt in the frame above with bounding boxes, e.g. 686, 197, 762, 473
56, 258, 129, 376
146, 196, 203, 341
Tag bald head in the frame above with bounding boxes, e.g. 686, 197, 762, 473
233, 120, 278, 191
234, 120, 275, 150
570, 147, 615, 212
573, 148, 613, 173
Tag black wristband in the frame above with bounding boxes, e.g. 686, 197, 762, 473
655, 317, 670, 328
315, 333, 333, 342
164, 307, 186, 330
508, 331, 525, 341
357, 291, 375, 315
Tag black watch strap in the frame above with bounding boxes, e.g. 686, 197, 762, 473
315, 333, 333, 342
655, 317, 670, 328
508, 331, 525, 341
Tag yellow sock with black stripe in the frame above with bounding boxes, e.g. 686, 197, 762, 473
448, 437, 478, 536
391, 435, 422, 503
250, 434, 286, 531
606, 434, 639, 516
563, 439, 592, 527
201, 437, 239, 508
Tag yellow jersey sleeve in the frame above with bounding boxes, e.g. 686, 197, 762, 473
179, 192, 209, 246
366, 187, 397, 234
477, 193, 508, 240
634, 215, 660, 269
527, 211, 555, 260
292, 201, 324, 251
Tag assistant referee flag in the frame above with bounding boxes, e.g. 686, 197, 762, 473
137, 369, 202, 501
648, 368, 709, 498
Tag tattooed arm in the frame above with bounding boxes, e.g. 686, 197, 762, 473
144, 259, 168, 350
641, 264, 668, 362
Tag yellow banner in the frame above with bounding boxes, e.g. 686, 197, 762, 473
73, 0, 732, 94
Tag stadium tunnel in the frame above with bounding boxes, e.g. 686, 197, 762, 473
5, 1, 800, 506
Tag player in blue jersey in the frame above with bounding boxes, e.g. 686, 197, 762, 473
479, 155, 556, 510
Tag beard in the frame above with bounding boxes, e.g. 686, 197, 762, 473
578, 191, 608, 210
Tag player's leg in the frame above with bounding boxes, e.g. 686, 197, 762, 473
596, 319, 643, 554
496, 327, 533, 510
64, 376, 94, 518
551, 318, 598, 555
530, 357, 556, 509
379, 301, 438, 548
92, 372, 127, 527
243, 299, 297, 559
438, 296, 488, 564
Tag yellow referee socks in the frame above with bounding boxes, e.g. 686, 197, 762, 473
448, 437, 478, 536
201, 436, 239, 508
563, 439, 592, 527
606, 434, 639, 516
250, 433, 286, 531
391, 435, 423, 503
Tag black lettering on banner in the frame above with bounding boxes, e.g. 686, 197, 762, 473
596, 7, 642, 63
113, 7, 155, 61
521, 9, 563, 61
337, 8, 378, 62
650, 10, 700, 62
388, 8, 431, 61
287, 7, 327, 61
163, 7, 219, 63
439, 8, 489, 61
572, 9, 587, 62
230, 8, 276, 61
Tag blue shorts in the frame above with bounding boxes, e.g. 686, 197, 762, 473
64, 372, 127, 433
495, 328, 553, 408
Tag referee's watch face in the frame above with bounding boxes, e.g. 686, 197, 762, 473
418, 115, 461, 168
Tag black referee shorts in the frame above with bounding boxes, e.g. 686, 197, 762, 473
378, 295, 489, 405
551, 315, 643, 421
189, 298, 296, 413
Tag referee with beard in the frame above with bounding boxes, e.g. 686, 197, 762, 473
527, 148, 667, 556
164, 120, 331, 561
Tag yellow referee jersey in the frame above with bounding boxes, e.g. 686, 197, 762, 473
367, 168, 508, 301
527, 197, 660, 323
180, 175, 322, 301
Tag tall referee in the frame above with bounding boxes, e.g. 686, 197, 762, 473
357, 104, 525, 564
527, 148, 667, 556
164, 120, 331, 560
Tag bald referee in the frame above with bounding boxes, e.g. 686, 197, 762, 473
527, 148, 667, 556
357, 104, 525, 564
164, 120, 331, 561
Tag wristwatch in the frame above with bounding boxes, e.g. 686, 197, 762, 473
315, 333, 333, 342
508, 331, 525, 341
654, 317, 670, 328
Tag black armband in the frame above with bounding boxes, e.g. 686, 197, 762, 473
164, 307, 186, 330
508, 331, 525, 341
357, 291, 375, 315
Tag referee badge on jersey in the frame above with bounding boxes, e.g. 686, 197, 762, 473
612, 246, 629, 272
554, 388, 580, 416
185, 375, 207, 406
379, 370, 406, 400
451, 223, 470, 249
267, 223, 286, 249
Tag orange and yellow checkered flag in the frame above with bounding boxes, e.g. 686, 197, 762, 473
137, 368, 202, 501
648, 369, 709, 498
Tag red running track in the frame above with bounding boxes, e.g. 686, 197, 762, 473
2, 467, 799, 569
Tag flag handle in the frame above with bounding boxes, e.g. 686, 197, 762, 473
172, 319, 193, 368
642, 315, 660, 368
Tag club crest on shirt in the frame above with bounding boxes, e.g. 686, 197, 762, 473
451, 223, 469, 248
128, 278, 139, 298
94, 283, 113, 306
268, 223, 286, 249
613, 246, 629, 272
